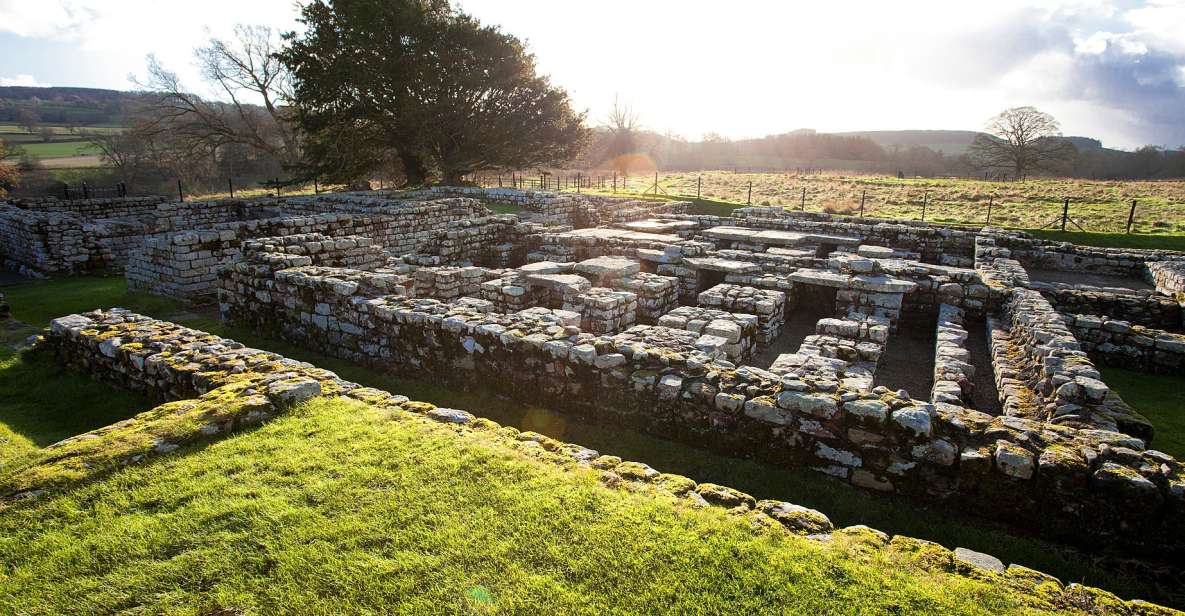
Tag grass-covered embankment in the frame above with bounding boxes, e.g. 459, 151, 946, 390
0, 396, 1126, 614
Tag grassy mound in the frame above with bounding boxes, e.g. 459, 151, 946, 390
0, 396, 1115, 615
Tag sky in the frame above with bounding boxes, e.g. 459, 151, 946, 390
1, 0, 1183, 150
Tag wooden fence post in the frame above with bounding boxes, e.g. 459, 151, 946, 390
747, 181, 752, 205
921, 190, 928, 221
986, 195, 993, 226
177, 179, 184, 202
860, 189, 866, 217
801, 187, 806, 211
1126, 200, 1137, 234
228, 178, 234, 198
1061, 197, 1069, 232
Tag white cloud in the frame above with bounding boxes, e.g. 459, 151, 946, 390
0, 74, 51, 87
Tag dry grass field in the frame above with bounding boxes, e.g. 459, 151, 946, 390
609, 172, 1185, 234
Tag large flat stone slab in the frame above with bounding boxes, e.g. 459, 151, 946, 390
682, 257, 762, 275
575, 256, 640, 279
704, 226, 861, 248
525, 273, 592, 292
560, 227, 683, 243
620, 219, 699, 233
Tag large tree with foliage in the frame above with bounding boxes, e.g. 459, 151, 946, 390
969, 106, 1076, 178
279, 0, 588, 185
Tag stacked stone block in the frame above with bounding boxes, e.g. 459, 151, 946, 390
562, 287, 638, 335
412, 266, 493, 300
1149, 261, 1185, 299
698, 283, 786, 344
658, 305, 758, 362
610, 273, 679, 324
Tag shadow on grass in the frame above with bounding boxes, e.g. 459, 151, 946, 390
1101, 366, 1185, 460
0, 348, 153, 464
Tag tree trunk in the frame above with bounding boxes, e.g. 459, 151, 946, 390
399, 152, 431, 186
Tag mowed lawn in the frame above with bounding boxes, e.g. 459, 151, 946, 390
0, 396, 1095, 615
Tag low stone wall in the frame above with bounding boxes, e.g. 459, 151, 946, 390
705, 207, 982, 266
1039, 287, 1181, 331
932, 304, 974, 407
992, 234, 1185, 277
0, 203, 95, 275
13, 309, 1178, 613
404, 216, 530, 267
1067, 313, 1185, 374
217, 261, 1185, 558
996, 289, 1152, 440
1150, 261, 1185, 293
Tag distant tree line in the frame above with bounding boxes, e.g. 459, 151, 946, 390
578, 108, 1185, 181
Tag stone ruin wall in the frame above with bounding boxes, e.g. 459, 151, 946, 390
121, 195, 522, 303
1066, 313, 1185, 374
987, 288, 1152, 440
216, 256, 1185, 559
419, 186, 688, 227
125, 212, 381, 302
8, 195, 168, 218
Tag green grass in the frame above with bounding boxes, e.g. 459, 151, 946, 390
1101, 367, 1185, 459
2, 140, 100, 160
0, 396, 1087, 614
484, 201, 525, 215
0, 125, 122, 136
0, 275, 1174, 605
0, 348, 152, 467
1, 274, 185, 329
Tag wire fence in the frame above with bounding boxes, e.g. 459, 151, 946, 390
467, 170, 1182, 235
50, 171, 1180, 236
57, 176, 329, 203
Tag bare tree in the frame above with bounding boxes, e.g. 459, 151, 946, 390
133, 24, 300, 169
969, 106, 1076, 178
603, 95, 641, 160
